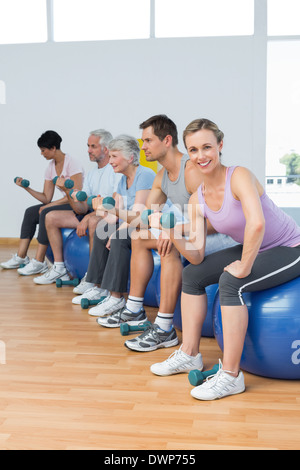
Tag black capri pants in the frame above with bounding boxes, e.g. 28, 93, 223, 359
182, 244, 300, 306
86, 219, 133, 293
20, 203, 72, 246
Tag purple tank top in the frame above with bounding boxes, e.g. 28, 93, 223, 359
197, 166, 300, 252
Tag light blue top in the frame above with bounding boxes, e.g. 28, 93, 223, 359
117, 165, 156, 211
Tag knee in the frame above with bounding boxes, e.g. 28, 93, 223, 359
219, 271, 242, 306
45, 210, 60, 228
182, 264, 206, 295
88, 215, 100, 234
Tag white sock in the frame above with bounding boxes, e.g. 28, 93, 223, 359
126, 295, 144, 313
54, 262, 66, 272
154, 312, 174, 332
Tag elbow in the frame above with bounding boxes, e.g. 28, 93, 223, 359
255, 218, 265, 236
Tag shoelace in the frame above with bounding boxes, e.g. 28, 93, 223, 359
204, 360, 237, 388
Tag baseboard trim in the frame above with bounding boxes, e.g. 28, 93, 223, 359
0, 238, 38, 246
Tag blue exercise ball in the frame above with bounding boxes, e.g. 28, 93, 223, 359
63, 230, 90, 280
46, 228, 75, 264
172, 284, 218, 337
213, 277, 300, 379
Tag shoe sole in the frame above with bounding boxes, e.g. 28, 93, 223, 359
96, 317, 146, 328
125, 337, 179, 352
1, 264, 29, 270
33, 275, 70, 285
150, 364, 204, 377
190, 385, 246, 401
18, 267, 48, 276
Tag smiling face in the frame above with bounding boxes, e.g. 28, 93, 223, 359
109, 149, 131, 173
185, 129, 223, 172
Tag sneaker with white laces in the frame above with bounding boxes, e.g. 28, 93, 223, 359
88, 295, 126, 317
1, 254, 30, 269
73, 273, 95, 294
33, 266, 70, 285
17, 259, 48, 276
96, 305, 147, 328
72, 286, 108, 305
150, 346, 203, 376
125, 323, 179, 352
190, 360, 245, 401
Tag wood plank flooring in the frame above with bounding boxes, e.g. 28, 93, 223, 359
0, 245, 299, 450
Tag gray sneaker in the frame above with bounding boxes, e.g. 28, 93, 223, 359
124, 324, 179, 352
96, 306, 147, 329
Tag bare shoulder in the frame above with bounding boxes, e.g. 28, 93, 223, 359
231, 166, 263, 198
184, 160, 203, 193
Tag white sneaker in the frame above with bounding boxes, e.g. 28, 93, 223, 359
190, 360, 245, 401
33, 266, 70, 285
1, 253, 30, 269
72, 286, 107, 305
73, 273, 95, 294
88, 294, 126, 317
150, 347, 203, 376
18, 259, 48, 276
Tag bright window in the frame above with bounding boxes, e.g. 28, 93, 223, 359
268, 0, 300, 36
155, 0, 254, 38
0, 0, 47, 45
53, 0, 150, 42
266, 41, 300, 206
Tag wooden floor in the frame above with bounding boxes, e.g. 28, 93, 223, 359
0, 245, 300, 451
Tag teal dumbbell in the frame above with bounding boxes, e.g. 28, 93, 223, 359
14, 177, 30, 188
87, 195, 96, 208
69, 190, 87, 202
160, 212, 177, 229
56, 278, 80, 288
102, 197, 115, 210
81, 295, 107, 309
52, 177, 74, 189
120, 320, 152, 336
188, 364, 220, 386
141, 209, 153, 226
140, 209, 177, 229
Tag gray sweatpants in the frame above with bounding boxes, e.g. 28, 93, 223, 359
86, 220, 132, 293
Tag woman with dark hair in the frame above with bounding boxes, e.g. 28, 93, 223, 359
1, 130, 84, 276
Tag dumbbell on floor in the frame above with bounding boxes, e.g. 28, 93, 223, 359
188, 364, 220, 386
56, 278, 80, 288
81, 296, 107, 309
141, 209, 177, 229
52, 177, 74, 189
120, 320, 152, 336
14, 177, 30, 188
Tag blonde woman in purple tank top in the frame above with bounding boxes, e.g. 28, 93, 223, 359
150, 118, 300, 401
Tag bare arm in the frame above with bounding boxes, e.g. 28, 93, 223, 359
15, 178, 55, 205
224, 167, 265, 278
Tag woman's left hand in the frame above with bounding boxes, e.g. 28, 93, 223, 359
224, 260, 251, 279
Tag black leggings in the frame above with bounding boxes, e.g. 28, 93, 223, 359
20, 203, 72, 246
182, 244, 300, 306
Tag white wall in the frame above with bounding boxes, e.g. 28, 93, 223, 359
0, 33, 266, 237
